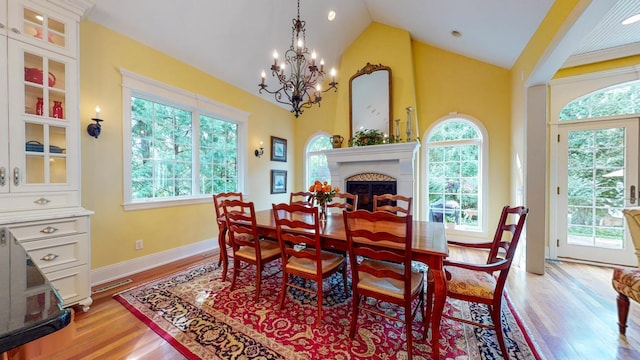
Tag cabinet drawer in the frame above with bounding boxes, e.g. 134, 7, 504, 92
9, 217, 87, 241
22, 234, 88, 273
47, 265, 89, 307
0, 192, 79, 212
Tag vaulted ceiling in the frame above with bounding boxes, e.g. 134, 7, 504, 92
86, 0, 640, 105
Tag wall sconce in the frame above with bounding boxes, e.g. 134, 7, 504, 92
87, 106, 103, 138
254, 141, 264, 157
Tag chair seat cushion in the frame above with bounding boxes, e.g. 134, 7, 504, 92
445, 266, 496, 300
357, 259, 424, 299
612, 267, 640, 303
286, 250, 345, 275
236, 239, 280, 261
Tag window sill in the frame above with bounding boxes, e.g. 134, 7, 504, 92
123, 196, 212, 211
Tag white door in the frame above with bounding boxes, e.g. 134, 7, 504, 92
555, 118, 639, 266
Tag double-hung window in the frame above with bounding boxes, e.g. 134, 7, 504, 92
121, 70, 248, 210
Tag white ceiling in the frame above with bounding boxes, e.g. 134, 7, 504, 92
86, 0, 640, 104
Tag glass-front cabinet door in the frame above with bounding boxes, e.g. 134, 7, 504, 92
7, 39, 77, 193
6, 0, 77, 58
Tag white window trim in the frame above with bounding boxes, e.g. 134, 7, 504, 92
424, 113, 489, 239
120, 69, 249, 211
304, 131, 331, 188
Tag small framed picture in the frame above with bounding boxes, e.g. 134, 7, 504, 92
271, 136, 287, 162
271, 170, 287, 194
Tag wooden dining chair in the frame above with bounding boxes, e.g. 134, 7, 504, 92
373, 193, 412, 215
343, 209, 425, 360
426, 205, 528, 360
289, 191, 315, 207
213, 192, 243, 282
327, 192, 358, 213
272, 203, 348, 326
223, 199, 281, 301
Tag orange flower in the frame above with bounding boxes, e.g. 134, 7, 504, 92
309, 179, 338, 204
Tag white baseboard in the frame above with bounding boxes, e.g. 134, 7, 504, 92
90, 238, 220, 286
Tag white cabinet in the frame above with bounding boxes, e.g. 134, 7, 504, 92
6, 215, 92, 311
0, 0, 93, 311
0, 1, 79, 211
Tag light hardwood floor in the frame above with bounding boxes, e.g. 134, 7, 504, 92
9, 247, 640, 360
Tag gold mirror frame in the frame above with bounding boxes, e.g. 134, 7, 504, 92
349, 63, 393, 139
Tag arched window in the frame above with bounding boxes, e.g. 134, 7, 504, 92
559, 80, 640, 120
426, 117, 487, 233
305, 133, 332, 188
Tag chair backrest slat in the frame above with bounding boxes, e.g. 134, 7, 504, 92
373, 194, 412, 215
328, 192, 358, 212
273, 203, 322, 270
344, 210, 413, 291
223, 199, 260, 252
487, 205, 529, 265
213, 192, 243, 224
290, 191, 315, 207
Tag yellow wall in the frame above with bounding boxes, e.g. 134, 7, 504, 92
412, 43, 511, 228
80, 21, 292, 269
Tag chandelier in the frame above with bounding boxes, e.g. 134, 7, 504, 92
258, 0, 338, 118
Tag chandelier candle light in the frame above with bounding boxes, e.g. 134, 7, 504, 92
259, 0, 338, 118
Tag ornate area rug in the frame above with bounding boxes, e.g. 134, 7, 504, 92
114, 261, 541, 359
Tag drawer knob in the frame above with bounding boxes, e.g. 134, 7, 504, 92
40, 226, 58, 234
34, 198, 51, 205
41, 253, 59, 261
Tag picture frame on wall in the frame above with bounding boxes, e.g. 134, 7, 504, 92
271, 136, 287, 162
271, 170, 287, 194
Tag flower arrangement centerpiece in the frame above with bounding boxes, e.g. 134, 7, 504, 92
308, 180, 339, 220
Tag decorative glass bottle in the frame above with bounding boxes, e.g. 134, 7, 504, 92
52, 101, 63, 119
36, 97, 43, 116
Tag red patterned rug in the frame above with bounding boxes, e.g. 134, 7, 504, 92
114, 261, 541, 359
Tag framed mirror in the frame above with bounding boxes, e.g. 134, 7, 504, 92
349, 63, 392, 139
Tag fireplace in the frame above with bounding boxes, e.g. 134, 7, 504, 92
346, 174, 396, 211
324, 142, 420, 213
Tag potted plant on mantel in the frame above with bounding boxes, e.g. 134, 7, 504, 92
348, 129, 385, 147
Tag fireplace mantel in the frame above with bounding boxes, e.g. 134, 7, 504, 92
324, 142, 420, 202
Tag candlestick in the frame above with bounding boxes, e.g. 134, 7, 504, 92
406, 106, 413, 141
395, 118, 401, 141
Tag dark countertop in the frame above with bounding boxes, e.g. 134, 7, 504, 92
0, 242, 71, 353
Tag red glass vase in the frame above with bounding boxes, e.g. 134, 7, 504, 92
52, 101, 63, 119
35, 97, 43, 116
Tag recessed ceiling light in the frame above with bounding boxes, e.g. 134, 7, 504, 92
328, 10, 336, 22
622, 13, 640, 25
451, 30, 462, 38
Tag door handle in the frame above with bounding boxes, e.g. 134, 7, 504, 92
631, 185, 636, 205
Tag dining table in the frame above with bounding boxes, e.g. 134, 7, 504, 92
249, 209, 450, 359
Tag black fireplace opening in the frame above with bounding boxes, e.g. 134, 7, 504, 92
346, 181, 397, 212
